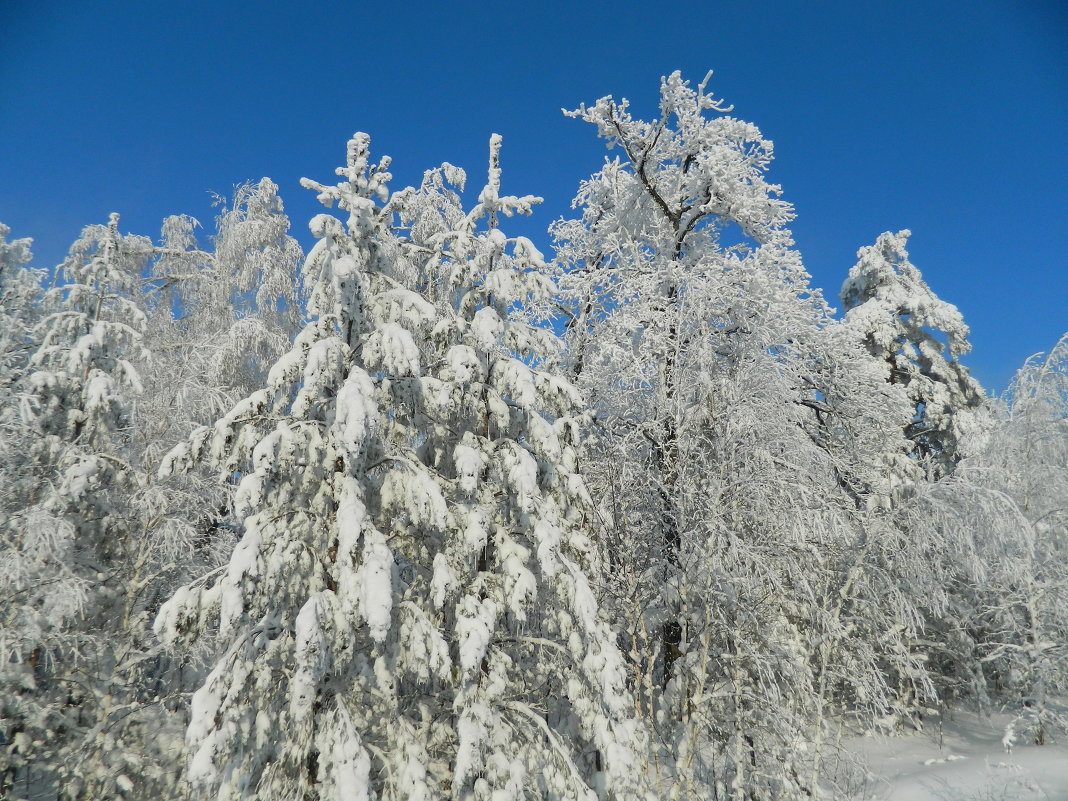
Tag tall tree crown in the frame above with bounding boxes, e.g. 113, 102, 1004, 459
841, 229, 986, 477
156, 133, 646, 801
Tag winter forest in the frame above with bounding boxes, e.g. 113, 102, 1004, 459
1, 72, 1066, 801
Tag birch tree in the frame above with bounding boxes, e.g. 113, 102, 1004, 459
553, 72, 952, 800
935, 335, 1068, 743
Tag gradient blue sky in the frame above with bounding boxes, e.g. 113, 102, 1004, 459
2, 0, 1065, 392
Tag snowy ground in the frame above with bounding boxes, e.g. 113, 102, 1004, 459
837, 708, 1068, 800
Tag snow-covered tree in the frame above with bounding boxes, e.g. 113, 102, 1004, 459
0, 214, 162, 800
0, 224, 39, 392
3, 71, 1059, 801
134, 180, 306, 611
147, 178, 303, 433
157, 133, 647, 801
931, 334, 1068, 743
26, 214, 149, 446
0, 202, 272, 800
84, 181, 308, 800
0, 223, 46, 799
552, 72, 950, 799
0, 223, 41, 550
840, 230, 987, 480
556, 66, 818, 770
553, 68, 802, 682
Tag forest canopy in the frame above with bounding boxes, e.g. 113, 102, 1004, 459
2, 72, 1066, 801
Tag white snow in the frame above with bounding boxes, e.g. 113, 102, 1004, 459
357, 526, 394, 642
497, 443, 538, 512
363, 322, 422, 376
430, 552, 457, 610
334, 367, 377, 454
470, 307, 504, 351
328, 708, 372, 801
841, 708, 1068, 801
452, 434, 486, 496
491, 359, 537, 409
291, 593, 330, 721
456, 594, 497, 674
371, 287, 436, 329
446, 343, 483, 383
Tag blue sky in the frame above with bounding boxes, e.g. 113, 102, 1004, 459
1, 0, 1065, 392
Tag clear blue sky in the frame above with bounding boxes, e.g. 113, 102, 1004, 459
2, 0, 1065, 392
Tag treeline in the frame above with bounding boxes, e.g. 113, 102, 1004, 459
1, 73, 1065, 801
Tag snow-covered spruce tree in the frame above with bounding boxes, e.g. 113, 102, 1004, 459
12, 186, 306, 801
840, 230, 987, 480
0, 224, 40, 501
552, 73, 944, 799
0, 203, 279, 800
0, 223, 41, 553
156, 133, 647, 801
